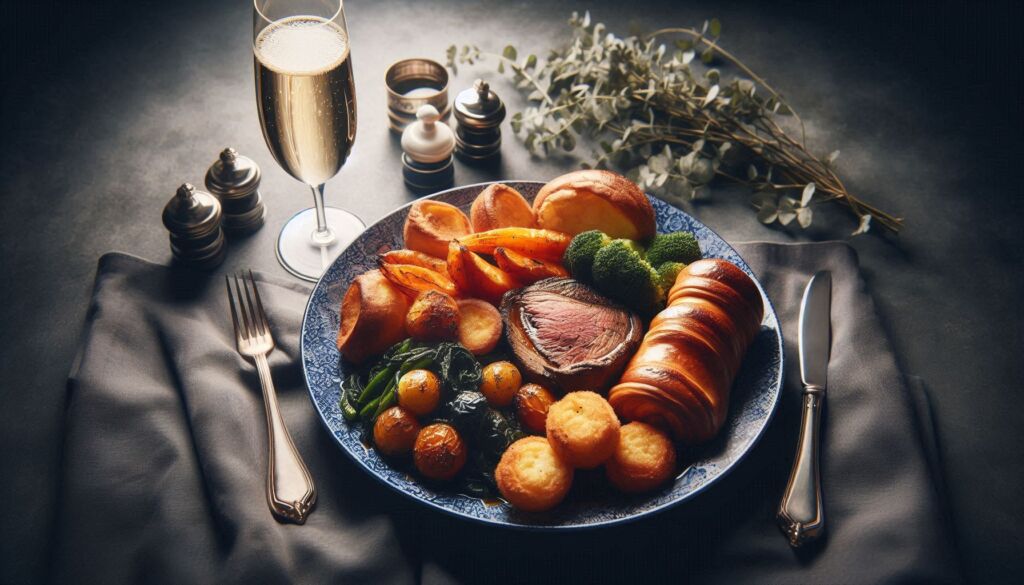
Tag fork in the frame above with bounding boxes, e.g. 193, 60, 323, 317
226, 271, 316, 524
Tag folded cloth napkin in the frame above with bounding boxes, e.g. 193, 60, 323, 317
49, 243, 961, 585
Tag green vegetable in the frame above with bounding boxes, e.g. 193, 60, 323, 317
563, 230, 612, 281
591, 239, 665, 316
646, 231, 701, 267
656, 261, 686, 291
339, 339, 482, 428
440, 391, 489, 435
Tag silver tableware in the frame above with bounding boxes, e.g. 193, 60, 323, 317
385, 58, 450, 133
226, 271, 316, 523
778, 270, 832, 546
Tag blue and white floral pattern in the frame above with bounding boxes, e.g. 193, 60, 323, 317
301, 181, 783, 530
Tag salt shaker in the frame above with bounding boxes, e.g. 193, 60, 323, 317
161, 183, 226, 268
401, 104, 455, 193
453, 79, 506, 163
204, 147, 266, 236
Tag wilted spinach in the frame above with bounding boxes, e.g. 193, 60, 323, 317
339, 339, 483, 427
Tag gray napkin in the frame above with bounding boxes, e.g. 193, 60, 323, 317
50, 243, 961, 584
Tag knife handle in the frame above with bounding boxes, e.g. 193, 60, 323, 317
778, 385, 824, 547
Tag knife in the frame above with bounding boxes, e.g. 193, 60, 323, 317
778, 270, 832, 547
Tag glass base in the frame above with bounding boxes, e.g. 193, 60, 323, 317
276, 207, 365, 282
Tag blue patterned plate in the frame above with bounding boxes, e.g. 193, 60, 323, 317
301, 181, 783, 529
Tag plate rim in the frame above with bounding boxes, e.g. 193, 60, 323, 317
300, 179, 784, 530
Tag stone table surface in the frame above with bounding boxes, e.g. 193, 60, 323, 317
1, 0, 1021, 583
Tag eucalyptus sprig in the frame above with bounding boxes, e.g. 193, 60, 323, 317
446, 12, 902, 234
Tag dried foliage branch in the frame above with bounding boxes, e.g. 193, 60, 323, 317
447, 12, 902, 234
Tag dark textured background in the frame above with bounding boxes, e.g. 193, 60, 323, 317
1, 0, 1021, 583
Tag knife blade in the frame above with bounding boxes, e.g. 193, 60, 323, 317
799, 271, 832, 389
778, 270, 832, 547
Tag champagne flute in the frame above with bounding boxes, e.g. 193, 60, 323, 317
253, 0, 364, 281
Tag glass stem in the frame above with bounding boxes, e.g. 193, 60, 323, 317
309, 183, 335, 246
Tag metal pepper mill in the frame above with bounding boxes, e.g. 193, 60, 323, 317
204, 147, 266, 236
161, 183, 226, 269
453, 79, 506, 163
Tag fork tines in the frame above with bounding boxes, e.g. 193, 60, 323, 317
226, 270, 271, 343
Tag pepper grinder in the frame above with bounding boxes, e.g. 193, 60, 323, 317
401, 104, 455, 193
453, 79, 506, 163
204, 147, 266, 236
161, 183, 226, 269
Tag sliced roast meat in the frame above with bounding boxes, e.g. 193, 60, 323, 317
500, 278, 643, 393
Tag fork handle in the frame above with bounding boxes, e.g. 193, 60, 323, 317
777, 386, 824, 546
254, 354, 316, 523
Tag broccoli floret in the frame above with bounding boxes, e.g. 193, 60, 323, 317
591, 239, 664, 316
646, 231, 701, 267
563, 230, 612, 282
656, 261, 686, 291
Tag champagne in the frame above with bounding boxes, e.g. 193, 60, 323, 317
255, 16, 356, 186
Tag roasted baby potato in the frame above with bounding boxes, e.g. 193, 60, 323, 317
405, 290, 460, 342
403, 199, 472, 259
456, 227, 572, 262
545, 391, 621, 469
496, 436, 573, 512
379, 249, 448, 273
373, 406, 422, 457
513, 383, 556, 434
480, 361, 522, 407
414, 423, 467, 481
379, 260, 459, 298
493, 247, 569, 284
397, 369, 442, 417
446, 242, 520, 305
455, 299, 503, 355
605, 421, 677, 493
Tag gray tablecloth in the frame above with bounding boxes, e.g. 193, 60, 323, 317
49, 242, 961, 584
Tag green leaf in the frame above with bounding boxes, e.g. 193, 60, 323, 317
701, 48, 715, 63
503, 45, 518, 61
674, 39, 693, 51
525, 54, 538, 70
497, 60, 504, 74
709, 18, 722, 37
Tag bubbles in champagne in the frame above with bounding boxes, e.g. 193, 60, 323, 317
255, 16, 349, 75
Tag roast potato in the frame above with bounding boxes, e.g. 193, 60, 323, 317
605, 421, 677, 493
480, 361, 522, 407
513, 383, 556, 434
455, 299, 503, 355
405, 290, 460, 342
373, 406, 421, 457
397, 369, 442, 417
414, 423, 467, 481
545, 391, 621, 469
496, 436, 573, 512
